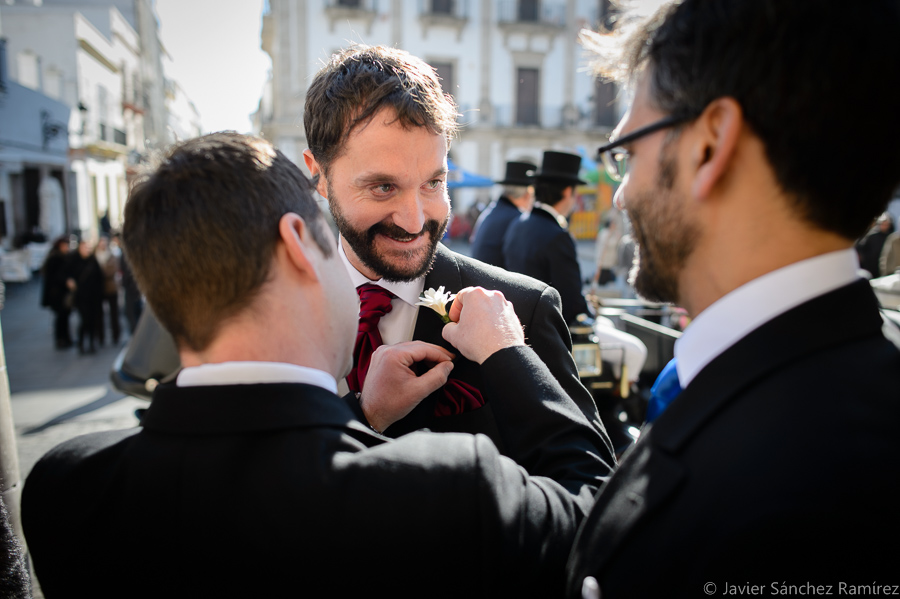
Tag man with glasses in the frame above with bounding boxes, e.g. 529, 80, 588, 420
567, 1, 900, 597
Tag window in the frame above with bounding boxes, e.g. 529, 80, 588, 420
97, 85, 108, 141
516, 68, 540, 125
431, 62, 454, 100
431, 0, 454, 14
518, 0, 539, 22
17, 50, 39, 90
594, 79, 617, 127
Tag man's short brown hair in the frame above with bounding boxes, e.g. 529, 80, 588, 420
123, 132, 332, 352
304, 44, 459, 175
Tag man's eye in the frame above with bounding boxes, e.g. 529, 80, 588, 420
426, 179, 444, 190
374, 184, 393, 194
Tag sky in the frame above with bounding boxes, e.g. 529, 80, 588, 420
154, 0, 271, 134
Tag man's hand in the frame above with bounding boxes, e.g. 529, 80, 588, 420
442, 287, 525, 364
360, 341, 455, 433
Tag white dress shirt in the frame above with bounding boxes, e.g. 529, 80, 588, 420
337, 238, 426, 394
674, 249, 861, 388
176, 361, 337, 394
338, 238, 425, 347
533, 202, 568, 229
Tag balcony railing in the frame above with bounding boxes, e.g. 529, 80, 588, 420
459, 103, 603, 130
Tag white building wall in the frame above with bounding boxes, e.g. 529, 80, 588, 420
259, 0, 619, 219
1, 3, 146, 239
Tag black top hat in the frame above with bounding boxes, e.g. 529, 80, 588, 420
534, 151, 587, 186
496, 161, 537, 186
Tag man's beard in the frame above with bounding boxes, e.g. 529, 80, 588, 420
626, 141, 699, 304
328, 184, 449, 283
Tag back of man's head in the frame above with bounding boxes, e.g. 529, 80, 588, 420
304, 44, 459, 175
585, 0, 900, 240
535, 182, 572, 208
502, 185, 530, 201
123, 132, 331, 352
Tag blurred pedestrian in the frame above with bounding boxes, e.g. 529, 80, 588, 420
881, 228, 900, 276
0, 494, 31, 599
855, 212, 894, 277
503, 150, 591, 324
591, 210, 623, 291
470, 161, 536, 267
95, 235, 121, 345
68, 239, 104, 354
40, 236, 73, 349
119, 240, 143, 334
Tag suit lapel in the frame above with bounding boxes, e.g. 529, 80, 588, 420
653, 279, 883, 453
569, 445, 685, 578
572, 280, 884, 577
414, 243, 462, 350
385, 244, 494, 439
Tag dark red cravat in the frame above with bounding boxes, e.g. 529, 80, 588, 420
347, 284, 395, 393
347, 283, 486, 417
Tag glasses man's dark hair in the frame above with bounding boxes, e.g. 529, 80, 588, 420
596, 114, 691, 182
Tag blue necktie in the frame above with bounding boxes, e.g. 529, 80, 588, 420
646, 358, 682, 423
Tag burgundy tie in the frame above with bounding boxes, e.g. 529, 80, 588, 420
347, 284, 395, 393
347, 283, 486, 417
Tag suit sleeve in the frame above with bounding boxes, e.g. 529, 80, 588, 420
548, 231, 590, 325
473, 346, 612, 596
479, 345, 615, 489
520, 285, 617, 464
351, 346, 612, 597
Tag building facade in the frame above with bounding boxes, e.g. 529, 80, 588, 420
256, 0, 620, 237
0, 0, 171, 244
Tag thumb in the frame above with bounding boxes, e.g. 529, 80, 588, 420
441, 321, 459, 347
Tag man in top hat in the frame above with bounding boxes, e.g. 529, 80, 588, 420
503, 150, 591, 325
470, 160, 536, 268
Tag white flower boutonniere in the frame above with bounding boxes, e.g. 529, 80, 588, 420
416, 286, 456, 324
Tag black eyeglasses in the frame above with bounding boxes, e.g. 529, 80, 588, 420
596, 115, 692, 182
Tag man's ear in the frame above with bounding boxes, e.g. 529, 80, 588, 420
302, 149, 329, 199
278, 212, 320, 282
690, 97, 743, 202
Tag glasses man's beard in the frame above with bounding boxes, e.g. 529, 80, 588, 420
328, 187, 449, 283
626, 145, 699, 304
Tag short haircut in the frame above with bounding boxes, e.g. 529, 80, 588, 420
583, 0, 900, 240
502, 185, 530, 200
304, 44, 459, 175
123, 132, 332, 352
535, 181, 572, 208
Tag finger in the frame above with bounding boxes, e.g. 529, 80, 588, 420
441, 321, 459, 347
447, 287, 473, 323
393, 341, 455, 364
410, 360, 454, 396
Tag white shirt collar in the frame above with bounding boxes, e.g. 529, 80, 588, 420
338, 237, 425, 306
534, 202, 568, 229
176, 361, 337, 394
675, 249, 861, 388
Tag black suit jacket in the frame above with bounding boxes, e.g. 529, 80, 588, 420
23, 348, 611, 599
470, 196, 521, 268
373, 244, 613, 463
503, 207, 589, 325
566, 280, 900, 597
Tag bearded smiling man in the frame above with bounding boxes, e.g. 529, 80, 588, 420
302, 45, 614, 462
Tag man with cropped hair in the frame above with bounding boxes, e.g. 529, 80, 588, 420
22, 132, 611, 598
568, 1, 900, 596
